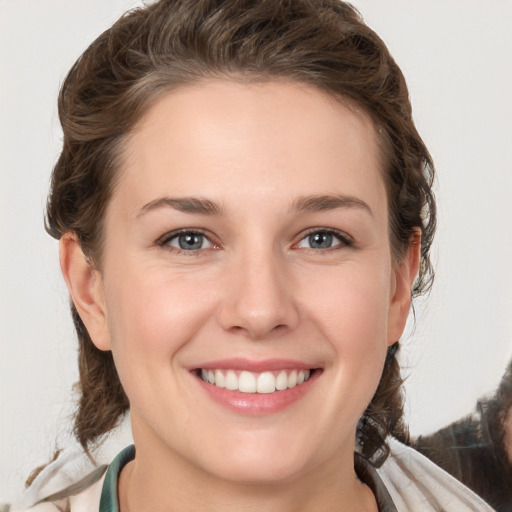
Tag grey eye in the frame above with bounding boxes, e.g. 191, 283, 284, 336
296, 230, 346, 250
308, 232, 334, 249
168, 233, 213, 250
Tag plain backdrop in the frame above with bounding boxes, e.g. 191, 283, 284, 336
1, 0, 511, 503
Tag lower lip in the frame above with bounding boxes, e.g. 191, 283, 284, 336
194, 371, 320, 415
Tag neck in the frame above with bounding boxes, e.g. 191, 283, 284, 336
118, 440, 377, 512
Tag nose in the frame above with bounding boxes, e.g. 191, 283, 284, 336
217, 248, 300, 340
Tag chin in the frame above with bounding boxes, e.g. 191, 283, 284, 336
203, 454, 310, 486
192, 431, 321, 485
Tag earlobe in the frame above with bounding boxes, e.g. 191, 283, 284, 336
59, 232, 111, 351
387, 231, 421, 345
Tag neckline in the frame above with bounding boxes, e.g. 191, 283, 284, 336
99, 445, 135, 512
99, 445, 396, 512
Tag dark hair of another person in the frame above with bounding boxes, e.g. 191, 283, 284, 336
414, 361, 512, 512
45, 0, 436, 467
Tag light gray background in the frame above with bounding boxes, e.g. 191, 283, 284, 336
1, 0, 511, 503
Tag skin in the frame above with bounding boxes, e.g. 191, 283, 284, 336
61, 80, 420, 512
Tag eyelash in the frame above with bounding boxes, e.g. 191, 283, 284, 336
293, 228, 353, 251
156, 229, 218, 255
156, 228, 353, 254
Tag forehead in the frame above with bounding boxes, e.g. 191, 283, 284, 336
115, 80, 386, 216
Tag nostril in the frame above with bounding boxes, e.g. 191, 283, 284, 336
228, 322, 291, 340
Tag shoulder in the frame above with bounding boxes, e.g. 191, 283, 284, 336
9, 470, 105, 512
9, 417, 133, 512
377, 436, 496, 511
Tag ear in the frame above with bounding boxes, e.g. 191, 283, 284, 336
387, 230, 421, 345
59, 232, 111, 351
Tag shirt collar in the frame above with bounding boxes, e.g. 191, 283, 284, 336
99, 445, 396, 512
99, 445, 135, 512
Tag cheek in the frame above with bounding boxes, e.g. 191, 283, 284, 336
304, 262, 392, 350
103, 267, 217, 360
305, 261, 391, 400
292, 263, 392, 437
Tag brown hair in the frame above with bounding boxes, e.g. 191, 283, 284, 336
45, 0, 436, 466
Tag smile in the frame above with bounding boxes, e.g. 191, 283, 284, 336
192, 359, 321, 415
200, 369, 312, 394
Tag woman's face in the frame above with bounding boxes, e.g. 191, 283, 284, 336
76, 80, 415, 484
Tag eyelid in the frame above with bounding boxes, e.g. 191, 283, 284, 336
293, 227, 354, 250
156, 228, 219, 250
155, 227, 352, 252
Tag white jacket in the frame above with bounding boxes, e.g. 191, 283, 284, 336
8, 435, 496, 512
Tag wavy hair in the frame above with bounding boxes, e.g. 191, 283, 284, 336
45, 0, 436, 466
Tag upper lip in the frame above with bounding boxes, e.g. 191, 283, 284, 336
191, 358, 319, 373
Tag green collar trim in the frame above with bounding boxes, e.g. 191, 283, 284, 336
99, 445, 135, 512
98, 445, 395, 511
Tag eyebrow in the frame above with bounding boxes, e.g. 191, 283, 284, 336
138, 197, 223, 217
290, 194, 373, 216
138, 193, 372, 218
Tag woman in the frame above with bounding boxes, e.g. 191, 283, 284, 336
9, 0, 495, 510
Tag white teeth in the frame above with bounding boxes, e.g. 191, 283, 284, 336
225, 370, 238, 390
287, 370, 297, 388
256, 372, 276, 394
200, 368, 312, 393
275, 370, 288, 391
214, 369, 225, 388
238, 371, 257, 393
